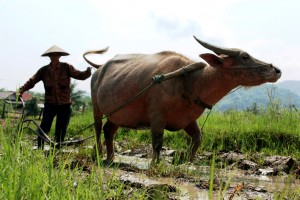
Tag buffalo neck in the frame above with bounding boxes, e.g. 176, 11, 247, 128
191, 65, 239, 107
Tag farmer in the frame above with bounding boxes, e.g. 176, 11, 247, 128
18, 45, 92, 149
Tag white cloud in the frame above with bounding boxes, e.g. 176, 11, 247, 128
1, 0, 299, 93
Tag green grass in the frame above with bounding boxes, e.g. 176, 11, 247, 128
22, 107, 300, 159
1, 107, 300, 199
112, 107, 300, 159
0, 124, 147, 199
198, 108, 300, 158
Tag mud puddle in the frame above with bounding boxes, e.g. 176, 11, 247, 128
40, 144, 300, 199
111, 154, 299, 199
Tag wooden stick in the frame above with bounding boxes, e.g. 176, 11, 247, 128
152, 62, 206, 84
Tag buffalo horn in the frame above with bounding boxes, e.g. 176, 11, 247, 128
193, 36, 239, 56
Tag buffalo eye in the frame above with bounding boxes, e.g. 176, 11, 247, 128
242, 53, 250, 60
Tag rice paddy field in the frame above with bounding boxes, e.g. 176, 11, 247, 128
1, 106, 300, 199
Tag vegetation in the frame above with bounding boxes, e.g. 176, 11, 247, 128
25, 97, 39, 116
0, 129, 146, 199
199, 108, 300, 157
1, 83, 300, 199
65, 103, 300, 162
1, 106, 300, 199
70, 81, 91, 113
113, 107, 300, 159
216, 83, 300, 111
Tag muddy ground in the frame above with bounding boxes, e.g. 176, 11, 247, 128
2, 118, 300, 199
51, 142, 300, 200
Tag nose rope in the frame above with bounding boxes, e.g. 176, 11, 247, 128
220, 63, 273, 71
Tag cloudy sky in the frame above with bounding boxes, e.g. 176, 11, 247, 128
1, 0, 299, 93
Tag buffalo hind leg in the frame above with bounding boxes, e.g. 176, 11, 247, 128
93, 108, 103, 157
184, 121, 201, 162
103, 120, 119, 162
92, 96, 103, 159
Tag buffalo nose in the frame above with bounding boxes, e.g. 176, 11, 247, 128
273, 65, 282, 77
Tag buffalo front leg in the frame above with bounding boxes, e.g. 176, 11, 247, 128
151, 123, 164, 164
184, 121, 201, 162
103, 120, 119, 162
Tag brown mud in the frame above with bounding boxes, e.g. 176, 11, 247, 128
1, 118, 299, 199
50, 143, 300, 200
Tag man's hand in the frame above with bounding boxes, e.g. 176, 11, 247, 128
16, 89, 22, 97
87, 66, 93, 73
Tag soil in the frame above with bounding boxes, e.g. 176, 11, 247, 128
2, 117, 300, 199
53, 143, 300, 200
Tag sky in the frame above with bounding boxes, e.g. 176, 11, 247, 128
1, 0, 299, 94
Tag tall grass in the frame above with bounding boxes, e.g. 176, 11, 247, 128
115, 108, 300, 159
199, 108, 300, 158
0, 122, 146, 199
24, 104, 300, 159
44, 105, 300, 159
1, 104, 299, 199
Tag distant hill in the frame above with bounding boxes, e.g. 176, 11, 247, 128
85, 80, 300, 112
215, 83, 300, 111
276, 80, 300, 96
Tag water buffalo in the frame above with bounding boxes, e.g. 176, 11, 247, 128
84, 36, 281, 163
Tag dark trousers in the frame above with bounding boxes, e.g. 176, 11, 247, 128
38, 103, 71, 148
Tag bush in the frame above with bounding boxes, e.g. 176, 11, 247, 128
25, 97, 39, 116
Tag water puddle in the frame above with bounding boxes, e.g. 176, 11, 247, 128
112, 154, 299, 199
117, 170, 204, 199
33, 145, 80, 153
35, 146, 299, 199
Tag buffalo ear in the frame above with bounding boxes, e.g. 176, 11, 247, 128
199, 53, 223, 68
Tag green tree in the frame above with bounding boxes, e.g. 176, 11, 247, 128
70, 81, 88, 112
246, 102, 260, 114
25, 97, 39, 116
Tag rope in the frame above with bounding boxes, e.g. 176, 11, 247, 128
64, 63, 203, 137
101, 63, 240, 133
70, 80, 158, 137
19, 79, 158, 143
199, 86, 242, 131
19, 61, 243, 146
200, 109, 212, 131
107, 81, 156, 117
220, 63, 272, 71
22, 119, 94, 147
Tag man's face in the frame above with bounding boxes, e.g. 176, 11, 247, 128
49, 53, 61, 62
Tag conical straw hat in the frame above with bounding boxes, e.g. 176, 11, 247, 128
41, 45, 70, 57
